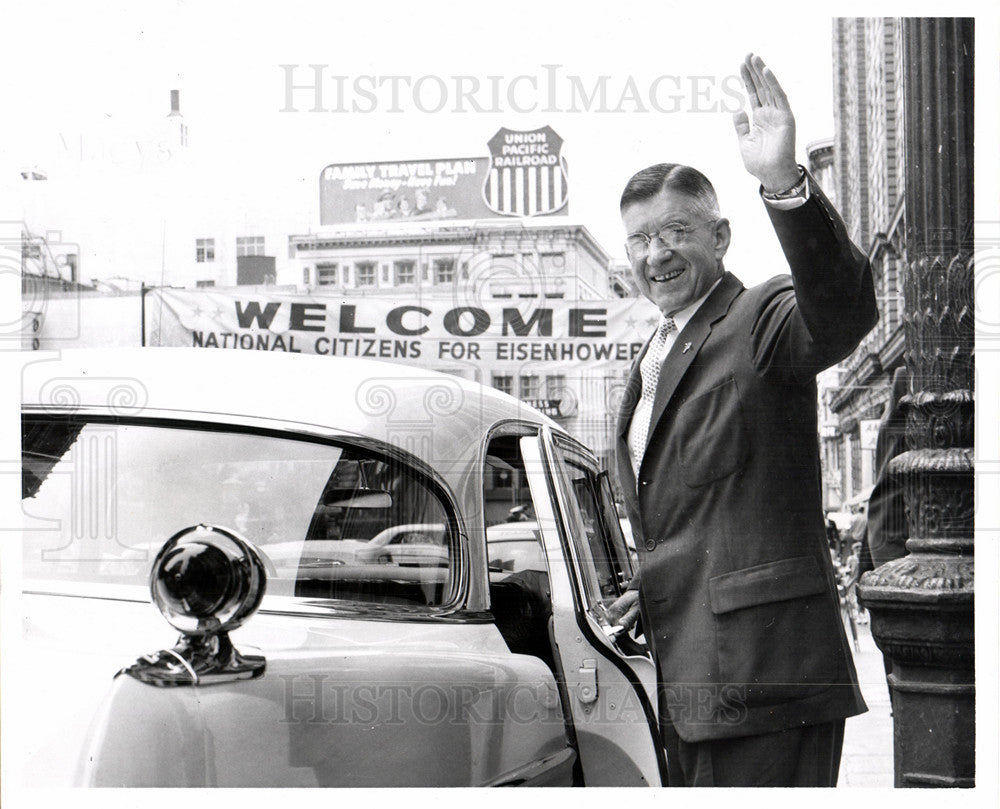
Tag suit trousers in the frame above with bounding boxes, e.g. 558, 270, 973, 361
659, 693, 845, 787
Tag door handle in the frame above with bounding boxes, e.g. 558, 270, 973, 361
576, 659, 598, 704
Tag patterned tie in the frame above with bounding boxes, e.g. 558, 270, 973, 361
630, 316, 677, 470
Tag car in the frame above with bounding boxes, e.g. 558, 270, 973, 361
18, 348, 664, 787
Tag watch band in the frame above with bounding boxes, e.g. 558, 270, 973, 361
762, 167, 808, 200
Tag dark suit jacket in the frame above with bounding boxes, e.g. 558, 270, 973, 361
616, 179, 875, 743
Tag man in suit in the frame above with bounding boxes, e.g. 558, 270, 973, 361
606, 54, 875, 786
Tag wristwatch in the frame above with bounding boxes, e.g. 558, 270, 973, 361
762, 167, 809, 200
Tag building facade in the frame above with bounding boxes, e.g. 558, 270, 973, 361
285, 219, 632, 469
824, 17, 908, 508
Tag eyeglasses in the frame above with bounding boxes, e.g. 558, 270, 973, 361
625, 219, 717, 258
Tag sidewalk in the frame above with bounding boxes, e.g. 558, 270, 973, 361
839, 617, 894, 787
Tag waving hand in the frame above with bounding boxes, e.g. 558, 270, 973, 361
732, 53, 801, 193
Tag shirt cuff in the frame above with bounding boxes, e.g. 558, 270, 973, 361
761, 172, 811, 210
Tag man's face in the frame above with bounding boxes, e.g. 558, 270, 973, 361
622, 186, 730, 315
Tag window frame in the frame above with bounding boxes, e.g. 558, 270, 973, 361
393, 260, 417, 286
195, 238, 215, 263
492, 374, 514, 396
236, 236, 265, 258
433, 258, 455, 285
316, 262, 339, 286
545, 432, 634, 608
355, 261, 377, 287
519, 375, 541, 400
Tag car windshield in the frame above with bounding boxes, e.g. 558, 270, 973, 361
22, 418, 457, 606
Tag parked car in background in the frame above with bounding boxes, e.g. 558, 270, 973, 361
18, 349, 664, 787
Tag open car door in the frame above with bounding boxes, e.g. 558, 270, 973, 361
520, 428, 665, 786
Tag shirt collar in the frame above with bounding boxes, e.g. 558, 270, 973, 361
662, 275, 724, 334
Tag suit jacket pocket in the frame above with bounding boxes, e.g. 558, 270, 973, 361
675, 377, 749, 487
708, 556, 827, 614
709, 556, 843, 707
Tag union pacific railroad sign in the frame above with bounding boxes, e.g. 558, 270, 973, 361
482, 126, 569, 217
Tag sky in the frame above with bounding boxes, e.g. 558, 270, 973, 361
4, 2, 993, 292
0, 0, 861, 287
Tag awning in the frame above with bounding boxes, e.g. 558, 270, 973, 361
843, 485, 874, 509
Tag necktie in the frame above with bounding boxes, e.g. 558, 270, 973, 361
630, 316, 677, 470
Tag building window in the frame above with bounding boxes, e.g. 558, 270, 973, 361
196, 238, 215, 263
394, 260, 416, 285
433, 259, 455, 284
236, 236, 265, 257
195, 279, 215, 288
540, 252, 565, 274
356, 262, 376, 287
545, 375, 566, 398
316, 263, 339, 286
519, 375, 541, 399
492, 375, 513, 396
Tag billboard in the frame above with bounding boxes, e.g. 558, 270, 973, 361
319, 126, 569, 225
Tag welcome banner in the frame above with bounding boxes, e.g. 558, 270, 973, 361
146, 288, 660, 373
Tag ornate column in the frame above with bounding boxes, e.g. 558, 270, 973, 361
857, 18, 975, 788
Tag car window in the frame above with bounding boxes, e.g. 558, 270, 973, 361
548, 437, 632, 609
22, 418, 457, 607
486, 524, 546, 574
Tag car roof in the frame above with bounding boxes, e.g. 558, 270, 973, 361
21, 348, 561, 483
486, 521, 542, 539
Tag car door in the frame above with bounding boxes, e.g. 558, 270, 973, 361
520, 428, 666, 787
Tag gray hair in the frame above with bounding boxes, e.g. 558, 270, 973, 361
620, 163, 721, 219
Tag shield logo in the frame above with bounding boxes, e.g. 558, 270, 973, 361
482, 126, 569, 217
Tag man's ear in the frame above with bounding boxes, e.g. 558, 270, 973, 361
713, 218, 732, 260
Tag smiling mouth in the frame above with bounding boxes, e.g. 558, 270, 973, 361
650, 267, 685, 283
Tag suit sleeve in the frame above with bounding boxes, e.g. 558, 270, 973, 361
750, 173, 878, 384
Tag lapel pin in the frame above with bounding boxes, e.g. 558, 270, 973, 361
683, 342, 692, 353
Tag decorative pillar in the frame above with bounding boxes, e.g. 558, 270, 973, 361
857, 18, 975, 788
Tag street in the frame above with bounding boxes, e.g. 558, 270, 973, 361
840, 619, 894, 787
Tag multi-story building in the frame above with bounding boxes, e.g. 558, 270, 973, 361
824, 17, 908, 508
285, 218, 631, 469
287, 219, 610, 300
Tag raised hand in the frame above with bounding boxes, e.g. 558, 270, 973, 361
732, 53, 800, 193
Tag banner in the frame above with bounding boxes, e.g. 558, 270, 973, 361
146, 289, 660, 375
859, 419, 881, 451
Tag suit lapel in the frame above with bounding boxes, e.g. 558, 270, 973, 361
644, 272, 744, 452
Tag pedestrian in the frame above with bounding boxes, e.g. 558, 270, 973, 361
606, 53, 875, 787
863, 366, 910, 570
843, 540, 865, 625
